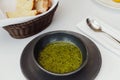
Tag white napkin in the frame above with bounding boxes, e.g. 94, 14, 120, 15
76, 17, 120, 57
0, 9, 6, 20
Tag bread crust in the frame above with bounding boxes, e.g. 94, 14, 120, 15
35, 0, 49, 13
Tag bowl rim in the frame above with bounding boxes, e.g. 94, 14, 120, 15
0, 0, 59, 27
32, 30, 88, 76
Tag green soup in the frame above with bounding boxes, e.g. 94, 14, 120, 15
38, 41, 83, 74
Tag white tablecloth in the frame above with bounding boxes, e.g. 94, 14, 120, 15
0, 0, 120, 80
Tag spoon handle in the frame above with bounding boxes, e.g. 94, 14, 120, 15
103, 31, 120, 43
102, 25, 120, 43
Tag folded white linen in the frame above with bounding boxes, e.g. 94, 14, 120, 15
76, 17, 120, 57
0, 9, 6, 19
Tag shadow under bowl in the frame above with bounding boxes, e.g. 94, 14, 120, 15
32, 31, 88, 76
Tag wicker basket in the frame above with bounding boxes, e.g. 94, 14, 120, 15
3, 3, 58, 39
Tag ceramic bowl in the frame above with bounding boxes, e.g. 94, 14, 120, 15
32, 31, 88, 76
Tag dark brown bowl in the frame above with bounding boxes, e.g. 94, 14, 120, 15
3, 0, 59, 39
32, 30, 88, 76
20, 30, 102, 80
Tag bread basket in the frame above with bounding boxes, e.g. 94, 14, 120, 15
0, 0, 58, 39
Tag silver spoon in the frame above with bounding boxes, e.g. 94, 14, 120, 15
86, 18, 120, 43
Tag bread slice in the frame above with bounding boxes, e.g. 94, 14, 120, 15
17, 0, 35, 10
6, 10, 37, 18
35, 0, 49, 13
6, 0, 52, 18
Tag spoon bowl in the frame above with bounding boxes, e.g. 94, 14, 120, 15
86, 18, 102, 32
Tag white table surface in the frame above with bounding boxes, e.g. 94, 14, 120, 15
1, 0, 120, 80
